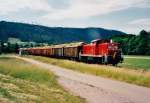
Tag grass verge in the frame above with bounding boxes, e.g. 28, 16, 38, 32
119, 56, 150, 71
0, 57, 86, 103
26, 55, 150, 88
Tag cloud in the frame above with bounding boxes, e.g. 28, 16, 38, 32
1, 0, 149, 19
129, 18, 150, 26
42, 0, 150, 20
0, 0, 52, 15
121, 18, 150, 33
0, 0, 149, 33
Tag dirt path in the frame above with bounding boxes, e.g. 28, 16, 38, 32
12, 56, 150, 103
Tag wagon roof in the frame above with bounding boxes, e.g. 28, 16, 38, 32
51, 42, 84, 48
64, 42, 84, 47
21, 42, 84, 50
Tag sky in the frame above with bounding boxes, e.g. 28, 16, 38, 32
0, 0, 150, 34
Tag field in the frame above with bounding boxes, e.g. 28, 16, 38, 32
119, 56, 150, 71
25, 55, 150, 87
0, 57, 86, 103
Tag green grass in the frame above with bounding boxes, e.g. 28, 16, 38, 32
125, 55, 150, 58
0, 57, 86, 103
119, 57, 150, 71
26, 55, 150, 88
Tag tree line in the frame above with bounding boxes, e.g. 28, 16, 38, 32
0, 41, 48, 54
112, 30, 150, 55
0, 42, 19, 54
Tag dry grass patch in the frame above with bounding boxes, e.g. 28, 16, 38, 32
26, 56, 150, 87
0, 57, 86, 103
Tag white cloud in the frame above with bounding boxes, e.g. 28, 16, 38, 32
0, 0, 149, 34
120, 18, 150, 33
1, 0, 149, 19
129, 18, 150, 26
42, 0, 150, 20
0, 0, 52, 15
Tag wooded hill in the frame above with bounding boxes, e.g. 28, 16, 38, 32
0, 21, 125, 44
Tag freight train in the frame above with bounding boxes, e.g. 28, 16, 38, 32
19, 39, 123, 65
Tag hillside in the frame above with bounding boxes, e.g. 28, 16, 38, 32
0, 21, 126, 44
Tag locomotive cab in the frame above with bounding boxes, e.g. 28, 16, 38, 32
96, 39, 123, 65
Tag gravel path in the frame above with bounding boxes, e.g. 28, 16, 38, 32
13, 56, 150, 103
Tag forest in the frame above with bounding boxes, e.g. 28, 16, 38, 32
112, 30, 150, 55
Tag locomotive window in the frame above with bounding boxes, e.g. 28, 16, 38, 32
108, 45, 118, 49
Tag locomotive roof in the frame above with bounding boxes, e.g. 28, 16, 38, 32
91, 39, 111, 43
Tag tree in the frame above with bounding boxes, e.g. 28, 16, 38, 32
139, 30, 148, 38
14, 43, 19, 53
0, 41, 2, 54
0, 42, 4, 53
6, 42, 11, 53
136, 30, 149, 55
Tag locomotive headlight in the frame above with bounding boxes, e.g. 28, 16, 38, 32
108, 46, 112, 49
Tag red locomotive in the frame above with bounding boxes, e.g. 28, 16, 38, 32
19, 39, 123, 65
80, 39, 123, 65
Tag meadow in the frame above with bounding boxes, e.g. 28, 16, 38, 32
119, 56, 150, 71
0, 57, 86, 103
26, 55, 150, 88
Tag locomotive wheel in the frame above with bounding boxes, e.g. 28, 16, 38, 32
112, 61, 118, 66
97, 57, 102, 64
112, 51, 121, 66
80, 56, 87, 63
